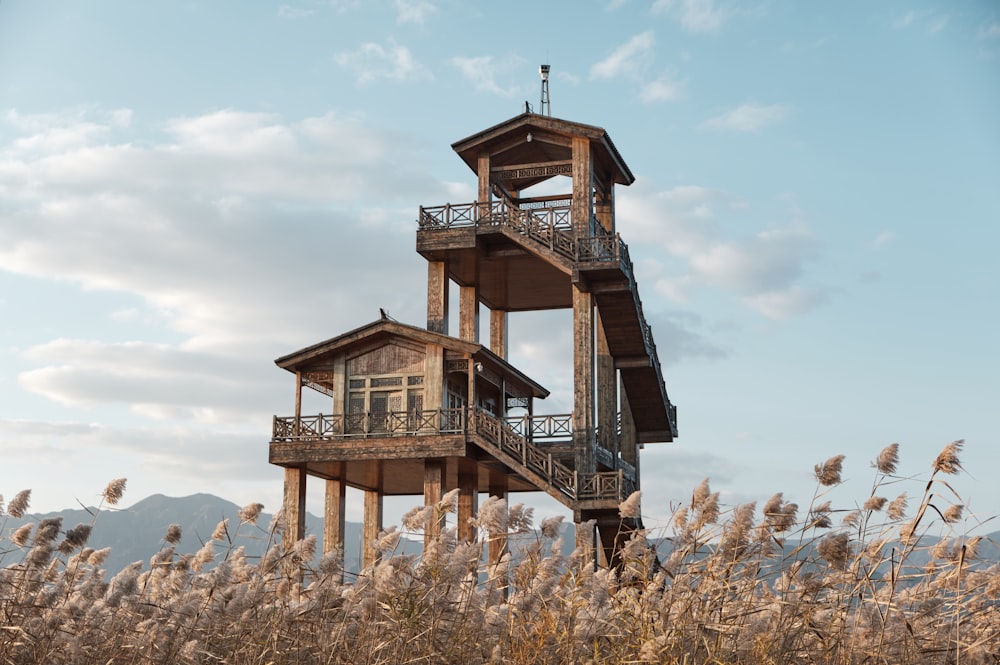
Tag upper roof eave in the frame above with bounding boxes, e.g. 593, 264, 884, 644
450, 113, 635, 186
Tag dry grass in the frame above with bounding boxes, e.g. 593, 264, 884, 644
1, 442, 998, 664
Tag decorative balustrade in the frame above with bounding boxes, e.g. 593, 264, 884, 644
503, 413, 572, 440
272, 408, 464, 441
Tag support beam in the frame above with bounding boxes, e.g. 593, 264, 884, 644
362, 485, 383, 570
323, 467, 346, 575
488, 468, 508, 566
282, 467, 307, 550
459, 285, 479, 343
571, 136, 593, 237
595, 183, 614, 234
424, 458, 445, 545
596, 310, 617, 460
457, 457, 478, 543
573, 515, 598, 571
477, 152, 491, 203
427, 261, 449, 334
490, 309, 508, 360
573, 285, 595, 474
620, 378, 639, 474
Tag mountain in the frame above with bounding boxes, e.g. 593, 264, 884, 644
3, 494, 996, 577
0, 493, 387, 576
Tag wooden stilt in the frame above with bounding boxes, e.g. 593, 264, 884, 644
362, 486, 383, 570
488, 468, 508, 566
424, 458, 445, 545
457, 457, 478, 543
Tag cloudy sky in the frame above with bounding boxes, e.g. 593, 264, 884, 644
1, 1, 997, 534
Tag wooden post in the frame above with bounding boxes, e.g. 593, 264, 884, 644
282, 466, 307, 550
596, 310, 617, 461
362, 460, 383, 569
573, 285, 595, 474
424, 458, 445, 545
620, 379, 638, 470
323, 465, 347, 553
427, 261, 449, 334
332, 356, 346, 416
459, 284, 479, 343
457, 457, 478, 543
490, 309, 508, 360
488, 468, 508, 566
477, 152, 491, 205
571, 136, 593, 237
595, 182, 614, 234
425, 343, 444, 412
574, 514, 598, 571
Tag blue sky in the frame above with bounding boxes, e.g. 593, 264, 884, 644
1, 1, 997, 535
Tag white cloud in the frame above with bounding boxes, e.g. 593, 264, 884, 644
640, 72, 686, 103
978, 22, 1000, 39
0, 108, 446, 408
652, 0, 729, 33
701, 102, 789, 133
893, 10, 949, 34
277, 5, 314, 18
742, 285, 827, 319
590, 31, 655, 80
394, 0, 437, 25
870, 231, 896, 248
450, 55, 525, 97
617, 182, 825, 319
333, 39, 431, 84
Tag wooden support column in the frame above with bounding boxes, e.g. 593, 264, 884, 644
488, 468, 508, 566
573, 285, 596, 474
596, 310, 617, 460
362, 470, 383, 569
427, 261, 449, 334
571, 136, 593, 236
457, 457, 478, 543
282, 467, 307, 550
595, 183, 614, 234
620, 378, 639, 476
424, 458, 445, 545
424, 344, 444, 411
490, 309, 508, 360
323, 465, 346, 553
574, 515, 598, 571
477, 152, 491, 204
459, 284, 479, 343
331, 356, 346, 415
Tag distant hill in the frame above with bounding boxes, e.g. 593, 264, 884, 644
3, 494, 997, 577
0, 493, 393, 575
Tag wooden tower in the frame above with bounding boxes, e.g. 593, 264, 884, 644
269, 112, 677, 571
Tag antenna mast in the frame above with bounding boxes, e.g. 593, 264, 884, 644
539, 64, 551, 116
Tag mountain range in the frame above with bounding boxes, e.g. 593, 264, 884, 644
2, 493, 996, 577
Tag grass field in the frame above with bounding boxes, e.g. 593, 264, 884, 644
2, 440, 997, 664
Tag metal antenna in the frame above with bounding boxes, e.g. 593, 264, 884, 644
539, 64, 551, 116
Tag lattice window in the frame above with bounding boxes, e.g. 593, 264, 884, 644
370, 377, 403, 388
349, 379, 365, 389
408, 375, 424, 386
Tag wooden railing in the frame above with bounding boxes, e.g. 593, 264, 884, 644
419, 200, 576, 262
502, 413, 572, 440
272, 408, 464, 440
474, 410, 634, 503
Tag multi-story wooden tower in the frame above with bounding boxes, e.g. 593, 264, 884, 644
269, 111, 677, 571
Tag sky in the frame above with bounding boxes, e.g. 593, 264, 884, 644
1, 1, 998, 537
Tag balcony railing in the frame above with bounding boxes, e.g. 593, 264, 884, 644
271, 408, 465, 441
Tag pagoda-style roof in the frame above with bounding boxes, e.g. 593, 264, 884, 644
275, 317, 549, 400
451, 113, 635, 192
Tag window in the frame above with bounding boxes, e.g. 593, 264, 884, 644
346, 374, 424, 434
